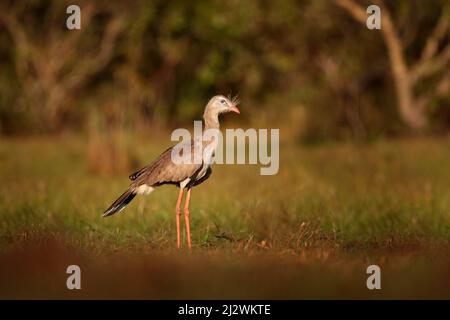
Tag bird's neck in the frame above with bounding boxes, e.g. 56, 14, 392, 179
203, 110, 220, 130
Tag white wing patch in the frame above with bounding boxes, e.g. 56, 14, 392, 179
180, 178, 191, 189
136, 184, 155, 195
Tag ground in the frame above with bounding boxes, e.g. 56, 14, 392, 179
1, 135, 450, 299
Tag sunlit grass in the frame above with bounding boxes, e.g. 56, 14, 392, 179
1, 135, 450, 252
1, 135, 450, 298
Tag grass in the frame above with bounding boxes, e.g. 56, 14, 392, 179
1, 134, 450, 299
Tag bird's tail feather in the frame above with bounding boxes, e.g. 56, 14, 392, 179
103, 188, 136, 217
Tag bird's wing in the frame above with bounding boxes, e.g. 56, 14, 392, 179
130, 139, 202, 187
190, 165, 212, 187
128, 145, 173, 181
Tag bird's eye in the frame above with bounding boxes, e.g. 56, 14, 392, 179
220, 99, 226, 104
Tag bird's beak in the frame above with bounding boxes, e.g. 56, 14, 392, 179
229, 105, 240, 114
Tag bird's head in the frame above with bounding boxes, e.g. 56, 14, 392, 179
206, 95, 240, 115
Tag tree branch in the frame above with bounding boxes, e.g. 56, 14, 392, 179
411, 44, 450, 82
0, 10, 36, 76
420, 12, 449, 62
335, 0, 428, 129
64, 16, 125, 91
411, 11, 450, 82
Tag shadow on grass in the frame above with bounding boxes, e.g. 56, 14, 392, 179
1, 238, 450, 299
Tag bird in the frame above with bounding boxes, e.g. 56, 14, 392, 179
103, 95, 240, 249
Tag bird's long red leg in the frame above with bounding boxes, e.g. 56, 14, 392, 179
175, 188, 184, 249
184, 188, 192, 250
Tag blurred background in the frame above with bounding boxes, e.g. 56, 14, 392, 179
1, 0, 450, 141
1, 0, 450, 299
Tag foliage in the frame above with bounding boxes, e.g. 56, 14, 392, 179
0, 0, 450, 139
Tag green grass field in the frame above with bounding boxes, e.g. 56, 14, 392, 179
1, 135, 450, 299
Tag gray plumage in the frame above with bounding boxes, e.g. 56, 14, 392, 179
103, 95, 240, 218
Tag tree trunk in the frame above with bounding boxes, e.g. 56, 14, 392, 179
393, 74, 427, 130
335, 0, 430, 131
380, 10, 428, 130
